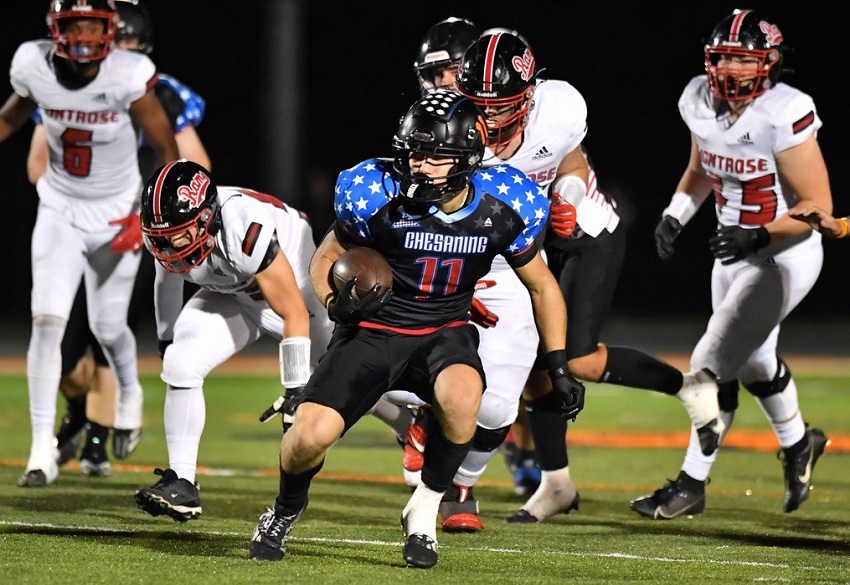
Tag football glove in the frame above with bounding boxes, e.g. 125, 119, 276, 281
469, 295, 499, 328
108, 213, 143, 255
545, 350, 586, 421
259, 386, 305, 432
549, 194, 577, 238
709, 225, 770, 265
654, 215, 683, 261
326, 277, 393, 325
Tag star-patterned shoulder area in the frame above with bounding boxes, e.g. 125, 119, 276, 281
471, 163, 550, 255
334, 158, 396, 243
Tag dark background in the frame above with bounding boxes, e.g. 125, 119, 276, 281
1, 1, 846, 351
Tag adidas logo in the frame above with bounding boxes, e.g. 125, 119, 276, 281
483, 218, 492, 227
737, 132, 752, 144
531, 146, 553, 160
91, 93, 108, 103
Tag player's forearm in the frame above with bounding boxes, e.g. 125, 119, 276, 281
153, 264, 183, 341
531, 285, 568, 354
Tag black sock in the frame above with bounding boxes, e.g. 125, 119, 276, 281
56, 395, 87, 442
276, 459, 324, 515
602, 346, 683, 395
421, 426, 472, 492
677, 470, 705, 491
525, 391, 568, 470
86, 421, 110, 448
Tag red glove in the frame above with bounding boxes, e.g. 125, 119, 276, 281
549, 194, 577, 238
470, 295, 499, 328
108, 213, 142, 255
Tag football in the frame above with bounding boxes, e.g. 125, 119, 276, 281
332, 247, 393, 300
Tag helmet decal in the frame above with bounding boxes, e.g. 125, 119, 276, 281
759, 21, 783, 45
150, 160, 179, 223
177, 171, 211, 209
512, 48, 535, 82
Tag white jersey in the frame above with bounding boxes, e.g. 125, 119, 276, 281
10, 41, 154, 200
679, 75, 822, 229
154, 188, 315, 340
482, 79, 619, 274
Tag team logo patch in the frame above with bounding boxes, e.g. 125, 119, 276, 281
512, 48, 535, 82
177, 171, 211, 209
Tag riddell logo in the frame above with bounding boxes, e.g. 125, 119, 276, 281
512, 49, 535, 82
177, 171, 210, 209
759, 21, 783, 45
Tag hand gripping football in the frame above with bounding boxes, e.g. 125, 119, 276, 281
332, 247, 393, 300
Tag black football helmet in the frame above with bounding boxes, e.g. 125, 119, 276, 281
456, 31, 537, 148
46, 0, 118, 63
414, 17, 481, 92
705, 9, 786, 101
141, 160, 220, 274
392, 89, 487, 206
115, 0, 153, 54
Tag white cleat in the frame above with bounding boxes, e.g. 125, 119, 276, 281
677, 369, 724, 455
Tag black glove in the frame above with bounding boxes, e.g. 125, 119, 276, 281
545, 350, 586, 421
654, 216, 683, 261
259, 386, 305, 432
709, 225, 770, 265
158, 339, 173, 359
326, 277, 393, 325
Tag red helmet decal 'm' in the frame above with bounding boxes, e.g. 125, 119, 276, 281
512, 48, 534, 82
177, 171, 211, 209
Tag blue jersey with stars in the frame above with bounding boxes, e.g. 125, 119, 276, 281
333, 158, 549, 330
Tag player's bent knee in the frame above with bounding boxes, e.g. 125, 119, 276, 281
476, 392, 518, 429
744, 358, 791, 398
472, 424, 511, 452
162, 348, 207, 389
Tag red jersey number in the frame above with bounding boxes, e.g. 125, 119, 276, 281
60, 128, 93, 177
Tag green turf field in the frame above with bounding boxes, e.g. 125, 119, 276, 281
1, 370, 848, 584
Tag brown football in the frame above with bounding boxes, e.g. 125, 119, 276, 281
331, 247, 393, 300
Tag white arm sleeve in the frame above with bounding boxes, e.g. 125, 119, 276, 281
153, 261, 184, 341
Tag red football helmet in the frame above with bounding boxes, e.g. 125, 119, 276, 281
705, 9, 786, 101
46, 0, 119, 63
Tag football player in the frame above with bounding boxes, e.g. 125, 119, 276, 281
133, 160, 334, 522
247, 90, 584, 569
633, 9, 831, 519
0, 0, 179, 487
25, 0, 211, 478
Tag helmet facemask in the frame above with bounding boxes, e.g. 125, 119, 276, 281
47, 4, 117, 64
474, 89, 533, 149
142, 208, 217, 274
705, 46, 781, 101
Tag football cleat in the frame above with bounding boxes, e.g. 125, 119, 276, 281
502, 438, 541, 496
505, 472, 579, 523
18, 443, 60, 488
677, 369, 724, 456
779, 427, 829, 513
135, 468, 201, 522
79, 435, 111, 478
112, 427, 141, 460
402, 407, 431, 473
629, 473, 706, 520
249, 502, 306, 561
439, 484, 483, 533
400, 513, 438, 568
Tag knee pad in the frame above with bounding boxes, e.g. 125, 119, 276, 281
717, 379, 740, 412
471, 424, 511, 453
162, 344, 207, 388
744, 357, 791, 398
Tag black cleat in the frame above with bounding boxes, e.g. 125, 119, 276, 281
135, 468, 201, 522
112, 428, 141, 460
630, 473, 706, 520
780, 427, 829, 513
17, 470, 51, 488
249, 502, 306, 561
402, 533, 438, 569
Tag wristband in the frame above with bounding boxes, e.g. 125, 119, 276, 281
662, 192, 700, 225
551, 175, 587, 207
324, 292, 336, 310
838, 217, 849, 238
545, 349, 569, 373
279, 337, 311, 387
